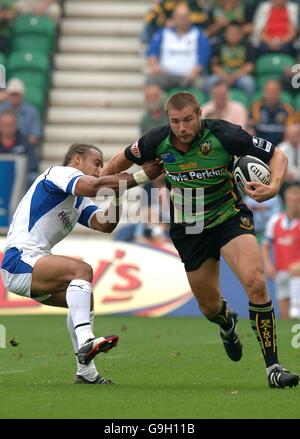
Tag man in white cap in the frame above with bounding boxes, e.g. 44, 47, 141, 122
0, 78, 42, 146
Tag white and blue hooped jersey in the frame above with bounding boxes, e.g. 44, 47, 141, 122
4, 166, 103, 259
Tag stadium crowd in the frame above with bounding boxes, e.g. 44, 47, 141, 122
0, 0, 300, 319
0, 0, 61, 187
134, 0, 300, 319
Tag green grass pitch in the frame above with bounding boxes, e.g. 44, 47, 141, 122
0, 315, 299, 419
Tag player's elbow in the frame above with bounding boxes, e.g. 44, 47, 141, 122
276, 148, 288, 175
282, 150, 288, 168
273, 147, 288, 167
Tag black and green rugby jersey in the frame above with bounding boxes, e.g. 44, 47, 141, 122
124, 119, 275, 234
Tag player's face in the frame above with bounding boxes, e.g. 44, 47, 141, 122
284, 190, 300, 217
168, 105, 202, 144
80, 149, 103, 177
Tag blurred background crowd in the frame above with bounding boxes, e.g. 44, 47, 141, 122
1, 0, 300, 318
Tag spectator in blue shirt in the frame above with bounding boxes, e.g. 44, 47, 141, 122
146, 2, 211, 91
0, 109, 39, 187
248, 80, 294, 145
0, 78, 42, 147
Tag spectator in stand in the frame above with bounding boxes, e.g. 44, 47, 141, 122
0, 0, 16, 54
141, 0, 214, 46
251, 0, 298, 56
0, 78, 42, 147
278, 124, 300, 183
0, 109, 39, 187
140, 83, 168, 135
14, 0, 61, 24
209, 0, 254, 39
262, 183, 300, 319
0, 89, 7, 104
202, 79, 248, 127
243, 195, 282, 244
248, 80, 294, 146
146, 2, 211, 91
208, 23, 255, 97
136, 83, 169, 241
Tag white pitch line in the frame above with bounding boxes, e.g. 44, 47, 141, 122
0, 369, 25, 375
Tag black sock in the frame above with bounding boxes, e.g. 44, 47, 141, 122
208, 298, 233, 331
249, 301, 278, 368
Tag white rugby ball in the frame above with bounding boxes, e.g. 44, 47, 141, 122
233, 155, 271, 195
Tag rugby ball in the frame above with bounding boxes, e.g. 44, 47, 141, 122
233, 155, 271, 195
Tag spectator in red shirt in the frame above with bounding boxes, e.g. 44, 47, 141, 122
251, 0, 298, 55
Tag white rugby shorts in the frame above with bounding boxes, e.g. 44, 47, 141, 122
1, 247, 51, 303
274, 271, 290, 301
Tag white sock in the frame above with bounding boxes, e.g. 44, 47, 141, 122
66, 279, 94, 347
290, 276, 300, 318
67, 311, 79, 353
67, 311, 98, 381
90, 310, 94, 331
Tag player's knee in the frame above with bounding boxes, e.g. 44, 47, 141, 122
244, 274, 268, 302
73, 262, 93, 283
197, 297, 220, 319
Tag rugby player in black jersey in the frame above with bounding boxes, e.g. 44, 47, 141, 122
102, 92, 299, 388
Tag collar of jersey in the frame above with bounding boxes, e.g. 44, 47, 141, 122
166, 123, 206, 154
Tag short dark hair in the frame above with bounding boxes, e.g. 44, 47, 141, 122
283, 181, 300, 197
63, 143, 103, 166
164, 92, 200, 115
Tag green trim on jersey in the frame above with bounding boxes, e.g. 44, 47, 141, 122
124, 119, 275, 232
157, 128, 239, 228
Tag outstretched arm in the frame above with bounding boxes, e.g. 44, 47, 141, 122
75, 172, 137, 197
101, 151, 133, 176
74, 159, 164, 197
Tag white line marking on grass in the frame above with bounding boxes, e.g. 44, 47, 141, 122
0, 369, 25, 375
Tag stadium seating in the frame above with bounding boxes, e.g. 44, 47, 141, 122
293, 93, 300, 110
13, 34, 54, 54
7, 51, 50, 90
12, 15, 55, 54
25, 85, 46, 116
0, 52, 6, 68
255, 53, 295, 90
228, 89, 249, 106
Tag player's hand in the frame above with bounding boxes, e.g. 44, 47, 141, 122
142, 159, 165, 181
244, 181, 278, 202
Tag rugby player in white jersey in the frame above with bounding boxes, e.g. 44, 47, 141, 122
0, 143, 162, 384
